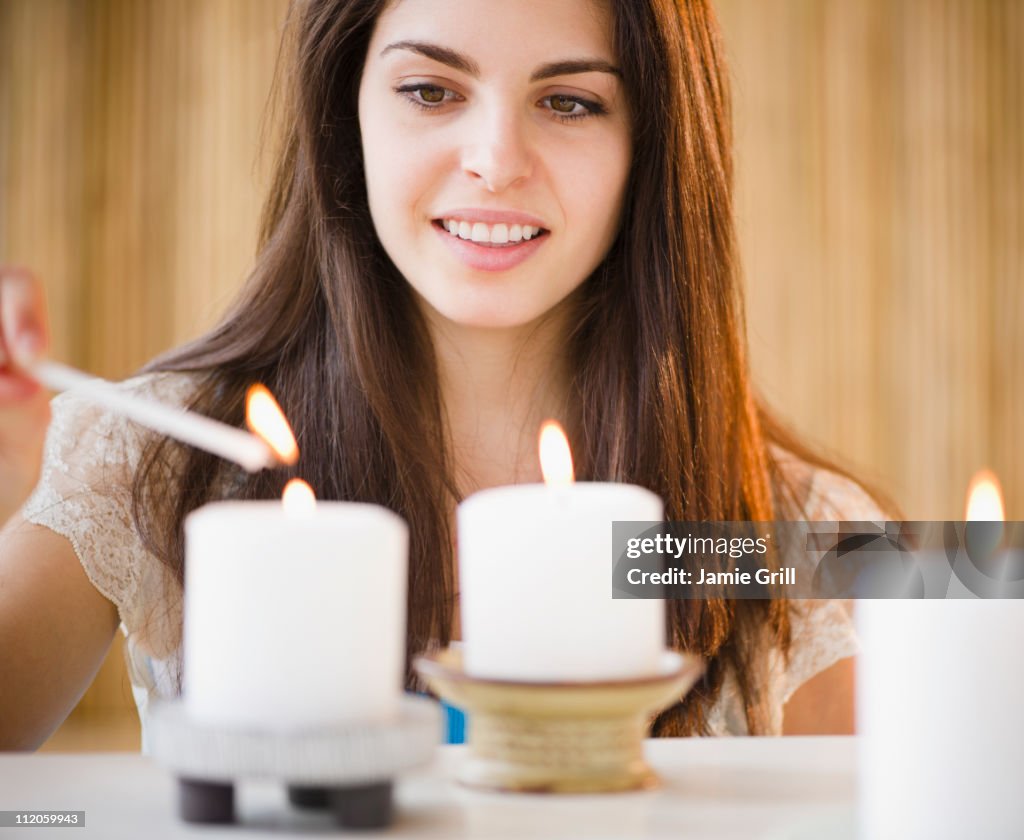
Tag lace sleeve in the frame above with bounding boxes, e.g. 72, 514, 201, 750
782, 469, 887, 703
21, 372, 196, 658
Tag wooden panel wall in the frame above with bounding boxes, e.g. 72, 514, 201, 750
716, 0, 1022, 519
2, 0, 1021, 744
1, 0, 285, 373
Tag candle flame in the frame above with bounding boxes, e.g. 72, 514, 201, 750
965, 469, 1004, 521
246, 384, 299, 465
539, 420, 574, 487
282, 478, 316, 517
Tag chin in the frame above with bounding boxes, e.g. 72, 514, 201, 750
412, 283, 555, 333
433, 305, 542, 332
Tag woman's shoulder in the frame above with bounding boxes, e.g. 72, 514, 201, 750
26, 364, 203, 499
83, 368, 201, 406
769, 444, 887, 522
763, 446, 885, 717
21, 369, 201, 658
44, 369, 202, 465
48, 367, 201, 417
804, 467, 886, 522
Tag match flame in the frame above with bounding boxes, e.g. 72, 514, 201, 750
282, 478, 316, 517
246, 384, 299, 465
539, 420, 574, 487
965, 469, 1004, 521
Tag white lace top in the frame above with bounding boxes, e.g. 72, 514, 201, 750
22, 373, 885, 749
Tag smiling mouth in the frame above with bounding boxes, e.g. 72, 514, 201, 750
431, 219, 550, 248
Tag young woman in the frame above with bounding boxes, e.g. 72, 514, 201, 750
0, 0, 883, 751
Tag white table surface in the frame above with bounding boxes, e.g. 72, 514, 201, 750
0, 736, 857, 839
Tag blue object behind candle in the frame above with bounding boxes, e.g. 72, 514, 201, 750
411, 692, 466, 744
441, 699, 467, 744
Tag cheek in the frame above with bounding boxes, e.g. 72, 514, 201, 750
556, 139, 631, 241
361, 146, 408, 242
361, 116, 441, 235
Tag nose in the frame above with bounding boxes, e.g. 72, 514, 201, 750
460, 103, 534, 193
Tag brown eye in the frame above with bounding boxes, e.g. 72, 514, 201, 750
549, 95, 577, 114
419, 86, 445, 104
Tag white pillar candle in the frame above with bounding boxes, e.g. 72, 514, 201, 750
183, 500, 408, 732
858, 473, 1021, 839
857, 599, 1024, 839
458, 482, 665, 681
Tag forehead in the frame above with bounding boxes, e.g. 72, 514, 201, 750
367, 0, 617, 71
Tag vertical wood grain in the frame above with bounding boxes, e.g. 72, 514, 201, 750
718, 0, 1021, 518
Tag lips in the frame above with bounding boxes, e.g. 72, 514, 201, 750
431, 220, 549, 272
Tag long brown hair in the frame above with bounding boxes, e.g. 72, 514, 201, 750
133, 0, 848, 735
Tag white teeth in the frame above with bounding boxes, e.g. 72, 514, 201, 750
438, 218, 543, 244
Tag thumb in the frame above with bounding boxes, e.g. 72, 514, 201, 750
0, 269, 50, 369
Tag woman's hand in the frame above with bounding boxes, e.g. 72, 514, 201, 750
0, 267, 51, 524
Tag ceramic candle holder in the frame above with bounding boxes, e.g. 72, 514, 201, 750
415, 648, 703, 794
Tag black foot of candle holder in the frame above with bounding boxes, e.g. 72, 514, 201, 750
330, 781, 393, 829
286, 783, 393, 827
287, 784, 329, 809
149, 698, 438, 829
179, 777, 235, 824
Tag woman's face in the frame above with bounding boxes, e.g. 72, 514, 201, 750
358, 0, 631, 332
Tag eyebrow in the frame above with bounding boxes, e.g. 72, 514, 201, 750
380, 40, 622, 81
